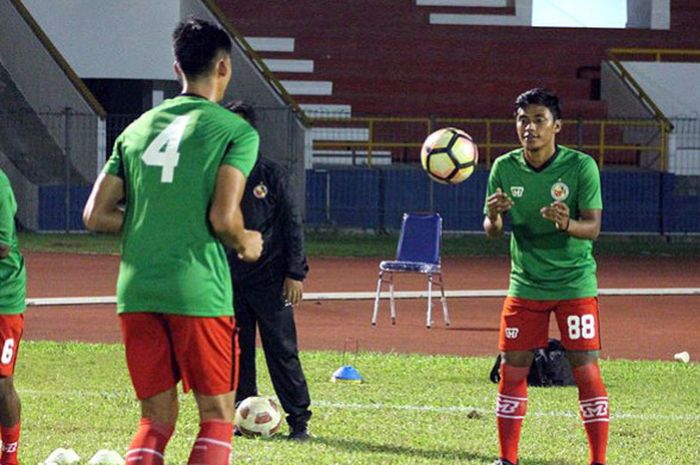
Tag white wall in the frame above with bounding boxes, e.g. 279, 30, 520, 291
623, 62, 700, 118
22, 0, 180, 80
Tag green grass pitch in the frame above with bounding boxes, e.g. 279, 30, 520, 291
18, 342, 700, 464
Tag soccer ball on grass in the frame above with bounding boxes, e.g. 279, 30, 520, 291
234, 396, 283, 438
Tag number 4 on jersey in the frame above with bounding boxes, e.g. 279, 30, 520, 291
142, 115, 190, 183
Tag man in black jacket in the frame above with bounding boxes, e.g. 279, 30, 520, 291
225, 101, 312, 441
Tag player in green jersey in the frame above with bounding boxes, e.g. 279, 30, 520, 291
484, 88, 608, 465
83, 18, 262, 465
0, 170, 25, 465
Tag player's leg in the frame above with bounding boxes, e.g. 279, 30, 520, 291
120, 313, 179, 465
253, 283, 312, 439
495, 297, 550, 465
169, 315, 237, 465
555, 298, 608, 465
232, 288, 258, 404
0, 315, 23, 465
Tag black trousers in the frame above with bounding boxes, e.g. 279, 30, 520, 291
233, 279, 311, 428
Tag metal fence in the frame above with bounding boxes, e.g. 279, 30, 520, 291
1, 109, 699, 234
306, 115, 700, 234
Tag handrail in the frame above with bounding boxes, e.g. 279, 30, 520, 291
606, 48, 675, 133
9, 0, 106, 117
311, 116, 667, 170
608, 47, 700, 61
200, 0, 311, 127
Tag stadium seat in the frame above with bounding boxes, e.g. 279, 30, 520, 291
371, 212, 450, 328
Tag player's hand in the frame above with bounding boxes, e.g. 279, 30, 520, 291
486, 188, 514, 220
540, 201, 570, 231
237, 230, 263, 262
283, 277, 304, 306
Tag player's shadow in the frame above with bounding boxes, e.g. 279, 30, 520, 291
313, 436, 569, 465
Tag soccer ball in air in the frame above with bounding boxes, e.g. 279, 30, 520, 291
234, 396, 283, 438
420, 127, 478, 184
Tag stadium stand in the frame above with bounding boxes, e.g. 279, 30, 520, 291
216, 0, 700, 119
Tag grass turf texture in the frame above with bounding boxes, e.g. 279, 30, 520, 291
18, 341, 700, 464
18, 231, 700, 257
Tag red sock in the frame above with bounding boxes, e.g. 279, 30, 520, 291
0, 422, 20, 465
187, 419, 233, 465
573, 363, 609, 465
125, 418, 174, 465
496, 364, 529, 465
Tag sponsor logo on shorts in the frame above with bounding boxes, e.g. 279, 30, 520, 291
510, 186, 524, 198
253, 183, 268, 199
550, 180, 570, 201
505, 327, 519, 339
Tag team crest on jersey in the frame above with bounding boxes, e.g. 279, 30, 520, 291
505, 327, 519, 339
550, 181, 570, 201
253, 183, 268, 199
510, 186, 525, 198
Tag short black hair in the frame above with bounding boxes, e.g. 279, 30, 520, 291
172, 17, 232, 78
224, 100, 257, 128
515, 88, 562, 120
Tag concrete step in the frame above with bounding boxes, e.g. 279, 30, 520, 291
280, 80, 333, 96
244, 36, 295, 52
263, 58, 314, 73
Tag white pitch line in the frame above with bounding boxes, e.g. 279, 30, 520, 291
25, 288, 700, 307
313, 400, 700, 422
18, 388, 700, 423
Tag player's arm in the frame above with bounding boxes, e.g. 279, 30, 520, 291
209, 164, 262, 262
0, 188, 12, 258
541, 156, 602, 240
82, 173, 125, 233
540, 202, 600, 240
276, 166, 307, 305
484, 188, 513, 238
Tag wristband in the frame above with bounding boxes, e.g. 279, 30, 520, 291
561, 218, 570, 232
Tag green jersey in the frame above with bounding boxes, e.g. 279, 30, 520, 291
484, 145, 602, 300
0, 170, 26, 314
104, 95, 259, 316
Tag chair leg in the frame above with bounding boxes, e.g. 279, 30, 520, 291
371, 271, 384, 326
426, 274, 434, 328
389, 273, 396, 325
437, 273, 450, 327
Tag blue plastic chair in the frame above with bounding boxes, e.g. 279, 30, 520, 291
371, 212, 450, 328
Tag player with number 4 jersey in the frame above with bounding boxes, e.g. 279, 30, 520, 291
483, 89, 608, 465
83, 18, 262, 465
106, 96, 258, 315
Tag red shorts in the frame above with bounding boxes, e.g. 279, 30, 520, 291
0, 314, 23, 377
498, 297, 601, 352
120, 313, 239, 400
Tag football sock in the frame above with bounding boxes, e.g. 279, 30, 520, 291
125, 418, 174, 465
573, 363, 609, 465
496, 364, 530, 465
187, 419, 233, 465
0, 422, 20, 465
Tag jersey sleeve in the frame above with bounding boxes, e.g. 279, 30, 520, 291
103, 137, 125, 179
483, 161, 503, 215
222, 123, 260, 177
0, 185, 15, 246
578, 155, 603, 210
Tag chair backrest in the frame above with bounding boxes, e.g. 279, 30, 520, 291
395, 212, 442, 265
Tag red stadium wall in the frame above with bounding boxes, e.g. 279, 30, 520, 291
218, 1, 700, 119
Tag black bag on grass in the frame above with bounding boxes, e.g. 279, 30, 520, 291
489, 338, 576, 387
